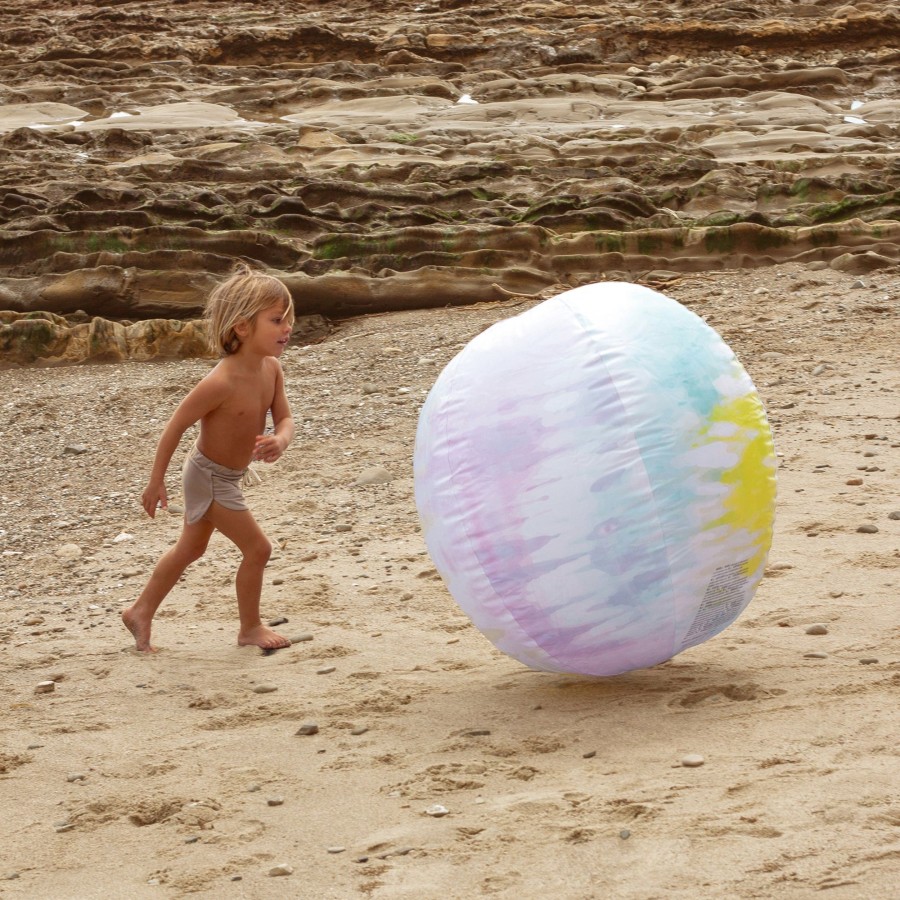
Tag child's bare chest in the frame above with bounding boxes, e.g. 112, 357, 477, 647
207, 364, 273, 424
222, 382, 274, 425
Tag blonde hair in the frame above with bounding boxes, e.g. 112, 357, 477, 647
205, 263, 294, 355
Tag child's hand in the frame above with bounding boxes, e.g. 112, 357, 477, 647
142, 481, 167, 518
253, 434, 285, 463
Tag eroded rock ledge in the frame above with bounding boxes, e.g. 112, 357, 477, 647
1, 0, 899, 363
0, 310, 330, 367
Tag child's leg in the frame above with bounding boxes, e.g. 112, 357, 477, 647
122, 518, 215, 651
202, 502, 291, 650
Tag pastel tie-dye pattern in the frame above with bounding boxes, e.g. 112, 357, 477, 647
414, 282, 776, 676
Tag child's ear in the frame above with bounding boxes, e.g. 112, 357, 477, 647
233, 318, 251, 339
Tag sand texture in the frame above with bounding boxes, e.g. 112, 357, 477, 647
2, 266, 899, 898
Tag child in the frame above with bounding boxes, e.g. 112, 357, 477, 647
122, 263, 296, 652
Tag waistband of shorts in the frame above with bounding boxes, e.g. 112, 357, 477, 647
188, 444, 247, 478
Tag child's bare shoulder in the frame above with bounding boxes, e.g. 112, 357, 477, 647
263, 355, 285, 380
200, 359, 232, 384
193, 360, 238, 397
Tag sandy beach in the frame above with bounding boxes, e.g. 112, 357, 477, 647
2, 264, 898, 898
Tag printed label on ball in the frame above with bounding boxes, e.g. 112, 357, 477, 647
681, 560, 749, 649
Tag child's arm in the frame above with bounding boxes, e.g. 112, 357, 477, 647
253, 360, 295, 464
142, 373, 228, 517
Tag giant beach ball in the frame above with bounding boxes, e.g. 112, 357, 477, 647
413, 282, 776, 676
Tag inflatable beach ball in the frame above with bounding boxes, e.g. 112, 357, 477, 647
414, 282, 776, 676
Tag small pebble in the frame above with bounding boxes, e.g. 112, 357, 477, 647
425, 804, 449, 817
350, 726, 369, 736
888, 511, 900, 521
681, 754, 705, 768
846, 478, 863, 486
184, 836, 199, 844
378, 847, 413, 859
66, 773, 86, 783
334, 523, 353, 533
859, 657, 879, 665
316, 666, 336, 675
619, 829, 631, 840
354, 856, 369, 864
268, 864, 293, 877
327, 846, 346, 854
289, 633, 314, 643
34, 681, 56, 694
805, 623, 829, 635
296, 723, 319, 736
857, 524, 879, 534
252, 684, 278, 694
267, 797, 285, 807
268, 616, 288, 625
231, 875, 242, 881
55, 823, 76, 833
582, 750, 597, 759
247, 783, 261, 792
803, 652, 829, 659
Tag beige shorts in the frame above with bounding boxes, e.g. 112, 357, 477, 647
181, 445, 249, 525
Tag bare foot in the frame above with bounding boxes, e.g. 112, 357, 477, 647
238, 624, 292, 652
122, 605, 157, 653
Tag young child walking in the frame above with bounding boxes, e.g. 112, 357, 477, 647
123, 264, 296, 652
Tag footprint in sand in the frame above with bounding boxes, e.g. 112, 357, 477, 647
669, 682, 786, 709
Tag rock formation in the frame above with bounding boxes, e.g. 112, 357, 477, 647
1, 1, 898, 362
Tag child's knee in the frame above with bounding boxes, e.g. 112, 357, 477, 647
176, 540, 208, 566
244, 538, 272, 568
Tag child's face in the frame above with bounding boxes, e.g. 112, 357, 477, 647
243, 302, 293, 357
